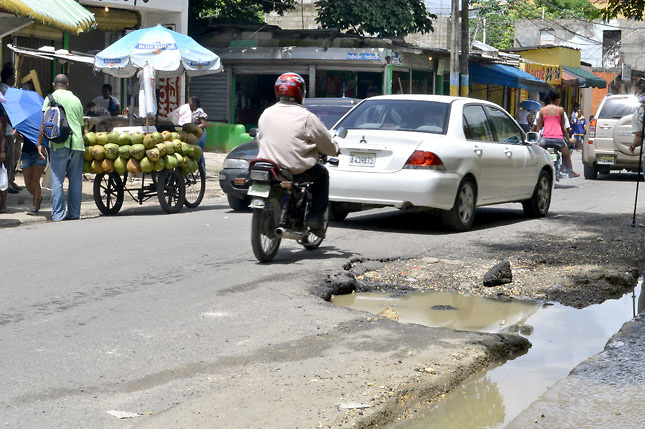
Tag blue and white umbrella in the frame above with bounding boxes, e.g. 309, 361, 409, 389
94, 25, 222, 78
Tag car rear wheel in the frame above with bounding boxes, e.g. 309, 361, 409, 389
584, 164, 598, 180
227, 194, 251, 211
522, 170, 552, 218
441, 178, 476, 232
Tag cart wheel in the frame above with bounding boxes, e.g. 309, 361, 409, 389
93, 172, 124, 216
157, 168, 185, 213
184, 164, 206, 208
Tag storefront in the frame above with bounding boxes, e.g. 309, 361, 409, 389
190, 27, 445, 129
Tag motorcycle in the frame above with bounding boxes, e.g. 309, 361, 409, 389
245, 158, 335, 263
546, 147, 565, 182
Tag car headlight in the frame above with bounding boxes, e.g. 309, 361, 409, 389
223, 158, 250, 169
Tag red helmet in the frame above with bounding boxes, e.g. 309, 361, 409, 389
274, 72, 306, 103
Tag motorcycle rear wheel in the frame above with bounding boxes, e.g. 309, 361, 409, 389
251, 196, 282, 262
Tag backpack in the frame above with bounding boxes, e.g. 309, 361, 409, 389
43, 94, 71, 143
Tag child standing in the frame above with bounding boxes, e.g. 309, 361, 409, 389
571, 108, 587, 151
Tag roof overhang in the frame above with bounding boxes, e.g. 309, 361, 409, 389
0, 0, 96, 34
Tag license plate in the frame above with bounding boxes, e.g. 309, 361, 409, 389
349, 151, 376, 167
597, 155, 615, 165
247, 183, 270, 197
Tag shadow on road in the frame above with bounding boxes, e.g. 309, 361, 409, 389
258, 245, 355, 265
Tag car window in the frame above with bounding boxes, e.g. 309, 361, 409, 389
597, 97, 639, 119
484, 106, 523, 144
336, 99, 449, 134
463, 105, 494, 142
305, 104, 355, 129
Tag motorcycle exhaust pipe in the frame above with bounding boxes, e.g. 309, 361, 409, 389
275, 227, 305, 240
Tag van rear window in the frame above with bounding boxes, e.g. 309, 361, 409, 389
597, 97, 639, 119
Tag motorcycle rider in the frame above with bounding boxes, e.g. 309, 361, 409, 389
256, 72, 339, 237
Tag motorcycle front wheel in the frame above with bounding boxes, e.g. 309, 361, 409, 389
251, 196, 282, 262
300, 207, 329, 250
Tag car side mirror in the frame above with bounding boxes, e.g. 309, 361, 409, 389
525, 131, 539, 144
249, 128, 258, 138
335, 127, 348, 139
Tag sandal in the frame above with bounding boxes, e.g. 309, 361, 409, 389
568, 171, 580, 178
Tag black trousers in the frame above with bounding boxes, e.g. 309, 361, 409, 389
293, 163, 329, 221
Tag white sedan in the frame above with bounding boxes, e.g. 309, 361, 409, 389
327, 95, 554, 231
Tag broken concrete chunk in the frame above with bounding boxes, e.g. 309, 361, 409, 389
483, 261, 513, 287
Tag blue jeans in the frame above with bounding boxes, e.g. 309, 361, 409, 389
50, 147, 83, 221
197, 130, 206, 171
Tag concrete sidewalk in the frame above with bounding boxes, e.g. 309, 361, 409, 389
0, 152, 227, 229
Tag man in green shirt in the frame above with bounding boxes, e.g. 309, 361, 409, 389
37, 74, 84, 221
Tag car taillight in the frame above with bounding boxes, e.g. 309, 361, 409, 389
588, 118, 596, 143
404, 151, 445, 169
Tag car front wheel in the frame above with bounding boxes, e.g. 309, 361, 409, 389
522, 170, 552, 218
441, 178, 476, 231
227, 194, 251, 211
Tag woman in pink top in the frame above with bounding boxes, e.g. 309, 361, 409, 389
536, 90, 579, 177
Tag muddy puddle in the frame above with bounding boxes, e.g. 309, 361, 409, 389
332, 277, 644, 428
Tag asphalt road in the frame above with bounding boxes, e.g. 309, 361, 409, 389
1, 155, 644, 428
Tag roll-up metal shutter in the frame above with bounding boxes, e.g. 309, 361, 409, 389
232, 65, 309, 75
190, 72, 227, 122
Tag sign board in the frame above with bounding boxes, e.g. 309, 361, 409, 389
523, 63, 562, 86
157, 76, 181, 121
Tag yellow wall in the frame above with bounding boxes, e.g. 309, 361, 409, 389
518, 47, 581, 67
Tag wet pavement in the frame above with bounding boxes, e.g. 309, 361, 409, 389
0, 152, 226, 228
509, 276, 645, 428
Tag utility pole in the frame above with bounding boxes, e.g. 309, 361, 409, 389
460, 0, 469, 97
450, 0, 460, 96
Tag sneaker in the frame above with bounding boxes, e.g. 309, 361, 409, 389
10, 182, 21, 191
305, 217, 326, 238
27, 206, 38, 216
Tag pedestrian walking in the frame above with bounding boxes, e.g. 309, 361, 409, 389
36, 74, 84, 221
0, 62, 21, 194
17, 132, 46, 215
188, 96, 207, 169
0, 99, 7, 213
571, 108, 587, 151
517, 107, 531, 132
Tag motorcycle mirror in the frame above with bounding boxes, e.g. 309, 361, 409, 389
335, 127, 348, 139
249, 128, 258, 138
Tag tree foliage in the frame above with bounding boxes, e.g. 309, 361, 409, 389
471, 0, 598, 50
314, 0, 436, 37
599, 0, 645, 21
189, 0, 296, 24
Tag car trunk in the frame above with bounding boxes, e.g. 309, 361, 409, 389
336, 129, 423, 173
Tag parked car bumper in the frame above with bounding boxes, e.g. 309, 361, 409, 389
219, 168, 249, 199
328, 168, 461, 210
583, 145, 643, 170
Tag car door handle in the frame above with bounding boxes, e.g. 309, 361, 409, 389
473, 146, 483, 156
504, 150, 513, 157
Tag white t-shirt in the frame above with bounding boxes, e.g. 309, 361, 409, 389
92, 95, 120, 112
517, 109, 530, 125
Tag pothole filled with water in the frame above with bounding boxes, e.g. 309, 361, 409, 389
332, 277, 643, 428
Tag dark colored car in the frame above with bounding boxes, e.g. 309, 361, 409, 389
219, 97, 360, 210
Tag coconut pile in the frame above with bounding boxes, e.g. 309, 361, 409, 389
82, 123, 203, 175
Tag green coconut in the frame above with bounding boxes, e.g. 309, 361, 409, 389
91, 159, 104, 174
140, 157, 154, 173
189, 144, 202, 161
104, 143, 119, 160
170, 131, 181, 141
118, 145, 131, 159
107, 130, 120, 144
155, 142, 166, 157
91, 145, 106, 161
163, 141, 175, 155
95, 132, 108, 145
163, 154, 178, 169
143, 134, 156, 149
185, 133, 198, 145
153, 158, 165, 172
130, 132, 144, 146
172, 139, 182, 153
145, 148, 160, 162
180, 142, 191, 156
152, 131, 163, 143
161, 130, 172, 141
182, 122, 202, 138
84, 146, 93, 162
83, 160, 92, 173
84, 132, 96, 146
130, 144, 146, 160
114, 157, 127, 175
118, 133, 131, 146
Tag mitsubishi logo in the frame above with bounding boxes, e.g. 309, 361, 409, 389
360, 136, 367, 144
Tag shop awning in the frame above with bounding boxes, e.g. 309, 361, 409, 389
561, 69, 582, 88
562, 66, 606, 88
470, 62, 552, 92
8, 44, 95, 65
0, 0, 96, 34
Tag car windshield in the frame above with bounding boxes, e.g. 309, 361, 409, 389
335, 99, 449, 134
597, 97, 639, 119
306, 104, 355, 128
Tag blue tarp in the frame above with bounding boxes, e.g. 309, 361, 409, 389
469, 62, 551, 92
